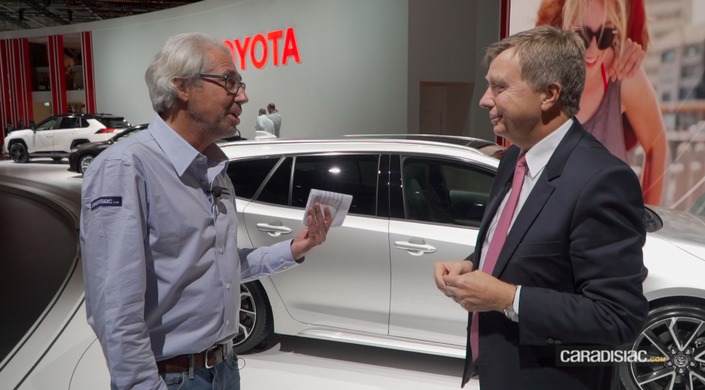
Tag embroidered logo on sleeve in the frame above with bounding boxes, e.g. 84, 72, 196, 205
91, 196, 123, 211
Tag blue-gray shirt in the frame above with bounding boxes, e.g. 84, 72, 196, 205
80, 116, 297, 389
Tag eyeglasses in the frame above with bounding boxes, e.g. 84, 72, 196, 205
574, 26, 618, 50
198, 73, 246, 95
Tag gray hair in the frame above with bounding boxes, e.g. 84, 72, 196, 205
483, 25, 586, 117
145, 32, 231, 114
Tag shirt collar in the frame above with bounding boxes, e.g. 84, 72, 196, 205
522, 118, 573, 179
148, 115, 228, 177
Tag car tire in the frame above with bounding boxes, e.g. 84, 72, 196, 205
619, 302, 705, 389
233, 281, 273, 354
9, 143, 29, 163
78, 154, 96, 174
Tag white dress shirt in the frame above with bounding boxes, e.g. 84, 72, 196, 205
479, 119, 574, 318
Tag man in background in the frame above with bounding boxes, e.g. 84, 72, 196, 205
255, 107, 275, 136
267, 102, 281, 137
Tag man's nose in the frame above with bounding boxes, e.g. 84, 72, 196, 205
235, 89, 249, 104
479, 87, 492, 109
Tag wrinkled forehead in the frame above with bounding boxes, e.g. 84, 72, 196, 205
203, 46, 240, 76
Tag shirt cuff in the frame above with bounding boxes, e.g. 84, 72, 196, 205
514, 285, 522, 316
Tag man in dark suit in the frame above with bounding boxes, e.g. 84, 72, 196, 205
434, 25, 648, 389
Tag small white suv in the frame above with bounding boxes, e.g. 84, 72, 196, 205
3, 113, 130, 163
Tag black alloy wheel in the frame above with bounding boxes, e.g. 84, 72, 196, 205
232, 281, 273, 354
9, 143, 29, 163
620, 303, 705, 389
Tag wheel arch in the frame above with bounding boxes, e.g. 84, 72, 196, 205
7, 138, 27, 149
70, 139, 90, 149
647, 294, 705, 310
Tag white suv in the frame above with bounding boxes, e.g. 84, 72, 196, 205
3, 113, 130, 163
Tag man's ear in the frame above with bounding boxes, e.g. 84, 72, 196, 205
540, 82, 561, 110
173, 78, 189, 101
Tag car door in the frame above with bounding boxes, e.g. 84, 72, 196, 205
52, 116, 82, 152
388, 154, 495, 348
235, 153, 392, 335
32, 117, 60, 152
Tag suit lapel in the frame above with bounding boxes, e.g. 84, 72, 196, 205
490, 123, 586, 277
473, 147, 517, 271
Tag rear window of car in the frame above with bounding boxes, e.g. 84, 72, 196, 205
401, 156, 494, 227
230, 154, 381, 217
291, 155, 379, 216
227, 157, 282, 199
99, 117, 130, 128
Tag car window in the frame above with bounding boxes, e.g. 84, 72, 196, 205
79, 117, 90, 128
257, 157, 293, 205
227, 157, 282, 200
402, 156, 493, 227
36, 117, 59, 131
59, 117, 79, 129
291, 155, 379, 216
689, 193, 705, 217
100, 118, 130, 128
248, 154, 379, 216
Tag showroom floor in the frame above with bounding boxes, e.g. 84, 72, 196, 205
239, 335, 480, 390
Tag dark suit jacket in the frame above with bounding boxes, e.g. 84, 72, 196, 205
462, 121, 648, 389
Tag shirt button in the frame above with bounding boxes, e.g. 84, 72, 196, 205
226, 283, 231, 290
226, 320, 230, 326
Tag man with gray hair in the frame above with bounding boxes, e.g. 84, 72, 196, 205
81, 32, 332, 390
434, 25, 647, 389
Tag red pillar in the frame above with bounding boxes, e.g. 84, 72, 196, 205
48, 35, 67, 115
0, 38, 33, 145
81, 31, 96, 114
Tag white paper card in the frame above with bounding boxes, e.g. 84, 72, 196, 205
303, 188, 353, 227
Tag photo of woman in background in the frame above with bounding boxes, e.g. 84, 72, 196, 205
537, 0, 667, 205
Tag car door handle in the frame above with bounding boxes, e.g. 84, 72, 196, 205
393, 240, 437, 256
256, 222, 293, 237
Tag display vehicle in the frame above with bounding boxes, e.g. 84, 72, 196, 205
67, 123, 148, 174
2, 137, 705, 390
3, 114, 130, 163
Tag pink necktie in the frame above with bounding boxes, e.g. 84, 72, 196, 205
470, 155, 527, 361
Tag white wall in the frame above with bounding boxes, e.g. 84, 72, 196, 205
89, 0, 408, 139
408, 0, 500, 140
2, 0, 501, 141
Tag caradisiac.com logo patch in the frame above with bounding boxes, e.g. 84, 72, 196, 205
91, 196, 123, 211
